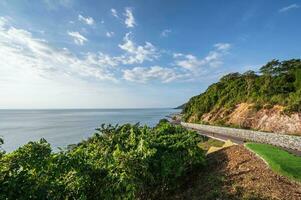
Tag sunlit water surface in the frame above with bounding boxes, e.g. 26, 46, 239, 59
0, 109, 180, 152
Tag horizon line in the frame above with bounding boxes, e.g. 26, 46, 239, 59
0, 107, 180, 110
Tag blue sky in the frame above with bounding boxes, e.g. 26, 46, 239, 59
0, 0, 300, 108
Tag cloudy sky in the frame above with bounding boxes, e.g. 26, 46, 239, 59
0, 0, 300, 108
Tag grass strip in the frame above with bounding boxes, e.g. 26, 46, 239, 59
246, 142, 301, 182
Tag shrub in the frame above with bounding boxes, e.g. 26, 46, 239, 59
0, 122, 205, 199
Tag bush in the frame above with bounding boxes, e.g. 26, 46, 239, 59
0, 137, 4, 158
0, 122, 205, 199
158, 118, 169, 124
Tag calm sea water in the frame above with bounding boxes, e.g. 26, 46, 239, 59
0, 109, 180, 152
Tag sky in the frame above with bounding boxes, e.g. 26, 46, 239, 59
0, 0, 300, 109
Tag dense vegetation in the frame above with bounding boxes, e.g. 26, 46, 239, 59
246, 142, 301, 182
0, 120, 205, 200
183, 59, 301, 121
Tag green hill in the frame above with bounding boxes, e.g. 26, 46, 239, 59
175, 103, 186, 109
182, 59, 301, 127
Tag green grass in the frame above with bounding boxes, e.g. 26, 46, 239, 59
245, 142, 301, 182
198, 138, 224, 151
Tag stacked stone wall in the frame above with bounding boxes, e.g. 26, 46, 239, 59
181, 122, 301, 151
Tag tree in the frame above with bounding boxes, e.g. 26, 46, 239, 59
0, 137, 4, 158
243, 70, 257, 77
260, 59, 280, 76
220, 72, 241, 82
0, 122, 205, 199
183, 59, 301, 123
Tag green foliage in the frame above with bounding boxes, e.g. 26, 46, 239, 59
158, 118, 169, 124
0, 137, 4, 158
0, 121, 205, 199
246, 143, 301, 182
198, 138, 225, 151
183, 59, 301, 121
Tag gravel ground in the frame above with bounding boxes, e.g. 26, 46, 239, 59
167, 145, 301, 200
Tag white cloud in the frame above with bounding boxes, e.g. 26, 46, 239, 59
85, 52, 119, 67
175, 43, 231, 73
279, 4, 299, 12
0, 17, 117, 83
0, 16, 233, 87
111, 7, 136, 28
176, 54, 201, 72
118, 32, 159, 64
111, 8, 119, 18
124, 7, 136, 28
0, 16, 216, 109
161, 29, 171, 37
106, 31, 114, 38
78, 14, 95, 25
43, 0, 72, 10
0, 16, 8, 29
123, 66, 178, 83
173, 53, 184, 58
214, 43, 231, 51
67, 31, 88, 45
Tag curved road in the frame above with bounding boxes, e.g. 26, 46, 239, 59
186, 127, 245, 144
172, 120, 301, 156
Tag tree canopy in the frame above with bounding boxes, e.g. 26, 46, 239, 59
0, 121, 205, 199
183, 59, 301, 122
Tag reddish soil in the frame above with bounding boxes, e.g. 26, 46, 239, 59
197, 103, 301, 136
167, 145, 301, 200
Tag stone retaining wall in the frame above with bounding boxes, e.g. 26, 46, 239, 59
181, 122, 301, 151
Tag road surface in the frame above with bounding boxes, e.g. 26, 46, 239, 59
172, 120, 301, 156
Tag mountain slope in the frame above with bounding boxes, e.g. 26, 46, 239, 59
175, 103, 186, 109
182, 59, 301, 135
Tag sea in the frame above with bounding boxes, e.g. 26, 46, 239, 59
0, 108, 180, 152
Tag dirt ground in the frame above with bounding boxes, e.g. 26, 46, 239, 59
167, 145, 301, 200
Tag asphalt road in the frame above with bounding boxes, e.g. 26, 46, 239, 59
173, 121, 301, 156
186, 127, 245, 144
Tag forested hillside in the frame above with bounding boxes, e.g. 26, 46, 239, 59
182, 59, 301, 134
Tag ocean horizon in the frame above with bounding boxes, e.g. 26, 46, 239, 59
0, 108, 180, 152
